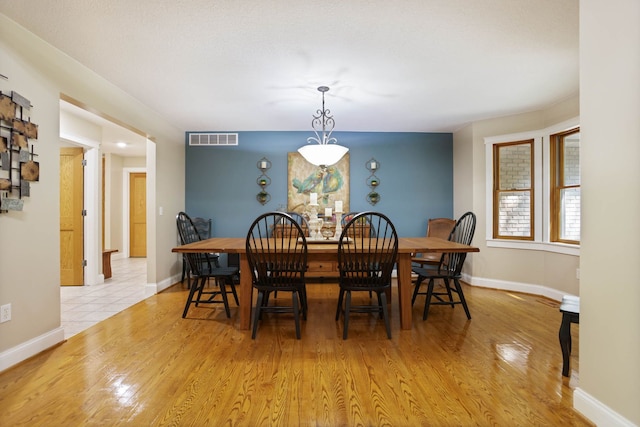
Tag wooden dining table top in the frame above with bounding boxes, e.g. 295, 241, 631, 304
171, 236, 479, 254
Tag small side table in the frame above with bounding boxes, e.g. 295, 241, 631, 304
102, 249, 119, 279
559, 295, 580, 377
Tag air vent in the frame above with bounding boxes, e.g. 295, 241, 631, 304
188, 132, 238, 146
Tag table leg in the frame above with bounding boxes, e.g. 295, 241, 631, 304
397, 253, 412, 330
239, 254, 253, 330
559, 312, 573, 377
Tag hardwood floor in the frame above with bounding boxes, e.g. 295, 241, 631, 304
0, 280, 591, 426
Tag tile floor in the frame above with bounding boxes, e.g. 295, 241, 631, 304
60, 257, 148, 339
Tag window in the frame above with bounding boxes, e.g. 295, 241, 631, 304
493, 140, 534, 240
550, 128, 580, 244
484, 117, 580, 256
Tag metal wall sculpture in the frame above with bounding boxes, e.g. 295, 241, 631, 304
0, 90, 39, 213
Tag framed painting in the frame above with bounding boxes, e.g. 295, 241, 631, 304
287, 152, 350, 214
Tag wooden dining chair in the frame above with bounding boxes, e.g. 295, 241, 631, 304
246, 212, 308, 339
411, 211, 476, 320
176, 212, 239, 318
335, 211, 398, 339
286, 212, 310, 236
411, 217, 456, 269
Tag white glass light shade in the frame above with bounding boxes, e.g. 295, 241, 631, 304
298, 144, 348, 167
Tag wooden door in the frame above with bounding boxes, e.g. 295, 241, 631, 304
129, 172, 147, 257
60, 147, 84, 286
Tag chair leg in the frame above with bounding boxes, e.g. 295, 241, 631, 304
442, 278, 455, 308
379, 291, 391, 339
228, 279, 240, 305
182, 276, 201, 318
343, 291, 352, 340
376, 292, 384, 319
412, 275, 425, 305
217, 278, 231, 318
423, 278, 436, 320
292, 292, 301, 339
251, 291, 264, 339
453, 278, 471, 320
181, 255, 187, 284
195, 277, 208, 307
257, 291, 271, 320
300, 287, 308, 320
335, 289, 345, 320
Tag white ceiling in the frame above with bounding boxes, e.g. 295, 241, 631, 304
0, 1, 578, 136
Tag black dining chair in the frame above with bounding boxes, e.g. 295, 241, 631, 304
335, 211, 398, 339
246, 212, 308, 339
180, 216, 217, 285
176, 212, 239, 318
411, 211, 476, 320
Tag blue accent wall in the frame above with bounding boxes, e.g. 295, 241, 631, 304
185, 131, 452, 238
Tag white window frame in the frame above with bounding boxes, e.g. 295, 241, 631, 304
484, 117, 580, 256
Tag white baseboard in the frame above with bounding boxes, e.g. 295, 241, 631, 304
0, 327, 65, 373
149, 273, 182, 295
574, 388, 637, 427
463, 273, 570, 302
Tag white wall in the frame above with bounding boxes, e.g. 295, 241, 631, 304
0, 30, 63, 353
0, 13, 185, 368
576, 1, 640, 425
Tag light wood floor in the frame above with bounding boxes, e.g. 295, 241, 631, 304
0, 279, 591, 426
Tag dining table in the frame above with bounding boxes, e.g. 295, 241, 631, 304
172, 236, 479, 330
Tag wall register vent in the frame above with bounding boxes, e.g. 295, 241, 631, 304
188, 133, 238, 146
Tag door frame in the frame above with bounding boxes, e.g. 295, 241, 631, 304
59, 138, 102, 285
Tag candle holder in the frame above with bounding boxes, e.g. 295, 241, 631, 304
366, 158, 380, 205
334, 211, 343, 239
256, 157, 271, 205
307, 202, 321, 240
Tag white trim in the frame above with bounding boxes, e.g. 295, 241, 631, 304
83, 147, 102, 285
463, 273, 571, 302
154, 273, 182, 294
122, 167, 146, 258
486, 239, 580, 256
574, 388, 637, 427
0, 327, 65, 372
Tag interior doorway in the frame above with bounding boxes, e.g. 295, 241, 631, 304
59, 98, 149, 287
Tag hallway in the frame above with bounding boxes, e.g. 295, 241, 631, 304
60, 257, 148, 339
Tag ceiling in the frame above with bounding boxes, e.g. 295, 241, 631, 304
0, 1, 578, 137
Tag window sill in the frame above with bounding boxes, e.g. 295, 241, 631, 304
486, 239, 580, 256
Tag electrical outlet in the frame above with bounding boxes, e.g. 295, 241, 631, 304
576, 268, 580, 280
0, 303, 11, 323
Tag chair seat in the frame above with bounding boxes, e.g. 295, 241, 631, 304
200, 266, 239, 278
